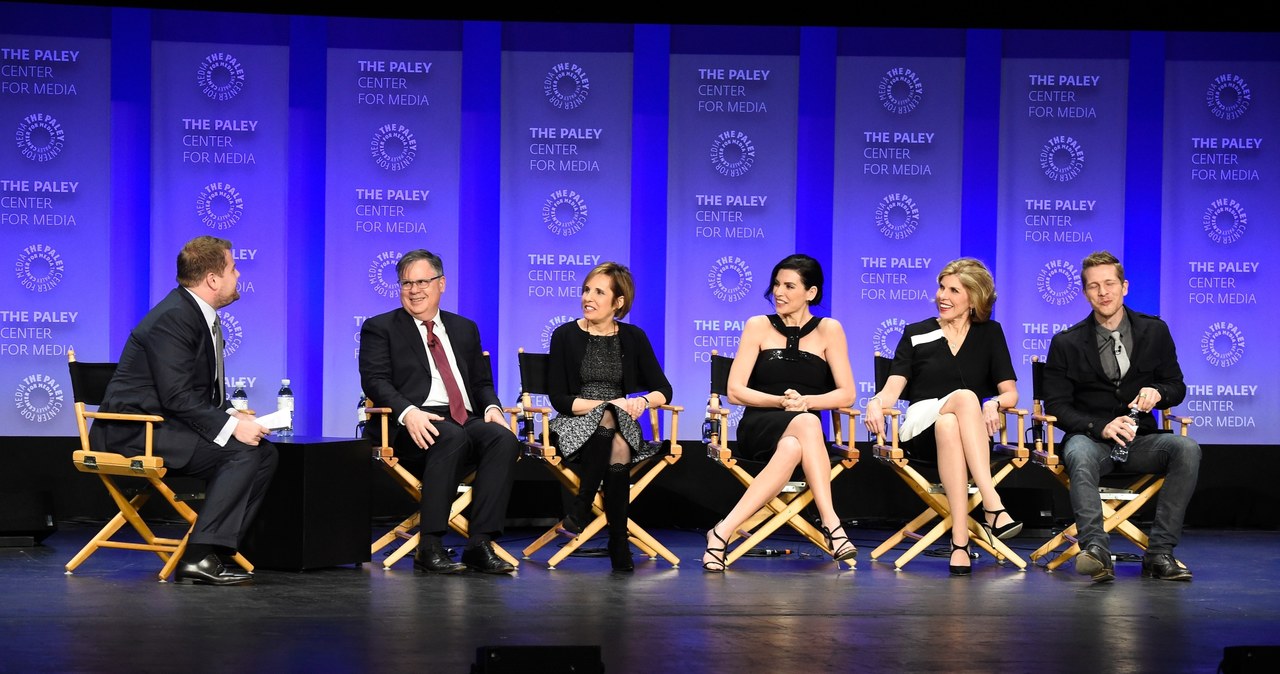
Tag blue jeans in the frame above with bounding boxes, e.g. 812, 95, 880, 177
1061, 432, 1201, 555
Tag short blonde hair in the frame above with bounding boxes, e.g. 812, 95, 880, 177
938, 257, 996, 322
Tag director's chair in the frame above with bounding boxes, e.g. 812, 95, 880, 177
703, 351, 860, 568
64, 348, 253, 581
867, 352, 1029, 570
1027, 356, 1192, 570
511, 348, 683, 569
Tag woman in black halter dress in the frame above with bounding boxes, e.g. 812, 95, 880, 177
702, 254, 858, 572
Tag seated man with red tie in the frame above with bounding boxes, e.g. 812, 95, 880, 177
359, 249, 520, 574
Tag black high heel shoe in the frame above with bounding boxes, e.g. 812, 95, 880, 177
982, 507, 1024, 541
820, 523, 858, 562
949, 540, 972, 576
702, 523, 728, 573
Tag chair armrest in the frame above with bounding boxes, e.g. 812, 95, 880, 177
1160, 409, 1193, 436
83, 410, 165, 423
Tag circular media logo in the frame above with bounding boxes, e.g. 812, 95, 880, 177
219, 311, 244, 356
15, 373, 64, 423
1036, 259, 1080, 306
874, 192, 920, 240
1202, 198, 1247, 245
543, 62, 590, 110
708, 256, 752, 303
197, 52, 246, 101
196, 182, 245, 230
1039, 135, 1085, 182
878, 67, 924, 115
15, 243, 64, 292
542, 189, 589, 236
367, 250, 403, 299
540, 314, 577, 351
1205, 73, 1250, 120
872, 317, 907, 358
370, 123, 417, 171
15, 113, 65, 162
1201, 321, 1244, 367
710, 130, 756, 178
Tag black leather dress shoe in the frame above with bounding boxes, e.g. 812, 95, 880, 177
216, 555, 253, 580
173, 554, 253, 586
414, 544, 466, 574
1074, 543, 1115, 583
461, 541, 515, 574
1142, 552, 1193, 581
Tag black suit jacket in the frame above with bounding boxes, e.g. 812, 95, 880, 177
358, 307, 502, 446
90, 287, 233, 469
1044, 307, 1187, 441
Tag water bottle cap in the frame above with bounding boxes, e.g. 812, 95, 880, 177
281, 378, 291, 385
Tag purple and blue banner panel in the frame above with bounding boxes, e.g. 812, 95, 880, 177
1, 34, 110, 436
151, 38, 290, 426
832, 42, 966, 412
1160, 60, 1279, 444
997, 51, 1129, 388
496, 41, 634, 403
664, 42, 798, 441
323, 28, 463, 436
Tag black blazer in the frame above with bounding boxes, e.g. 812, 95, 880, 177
359, 307, 502, 445
546, 320, 673, 414
90, 287, 233, 469
1044, 307, 1187, 441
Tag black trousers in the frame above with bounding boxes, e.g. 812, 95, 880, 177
177, 436, 279, 550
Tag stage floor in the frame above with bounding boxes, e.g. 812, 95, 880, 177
2, 521, 1277, 673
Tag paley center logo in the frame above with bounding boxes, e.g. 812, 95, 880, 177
1039, 135, 1085, 182
14, 372, 64, 423
540, 314, 577, 352
710, 130, 756, 178
197, 52, 246, 102
878, 67, 923, 115
544, 62, 590, 110
219, 311, 244, 357
15, 243, 64, 293
197, 181, 245, 230
15, 112, 65, 162
708, 255, 752, 303
370, 123, 417, 171
1205, 73, 1250, 121
542, 189, 589, 236
1202, 198, 1247, 245
1201, 321, 1244, 368
1036, 258, 1080, 307
367, 250, 404, 299
874, 192, 920, 240
872, 317, 907, 358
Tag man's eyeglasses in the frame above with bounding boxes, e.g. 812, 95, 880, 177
399, 274, 443, 291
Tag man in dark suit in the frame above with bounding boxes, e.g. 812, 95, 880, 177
1045, 251, 1200, 583
90, 235, 277, 586
359, 249, 519, 574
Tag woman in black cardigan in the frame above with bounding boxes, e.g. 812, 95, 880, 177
546, 261, 673, 571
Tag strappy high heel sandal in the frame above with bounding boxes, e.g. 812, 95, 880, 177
702, 523, 728, 573
949, 540, 972, 576
820, 523, 858, 562
982, 507, 1024, 541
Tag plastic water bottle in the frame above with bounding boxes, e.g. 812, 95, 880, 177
277, 378, 294, 437
1111, 407, 1140, 462
231, 385, 249, 412
356, 393, 368, 438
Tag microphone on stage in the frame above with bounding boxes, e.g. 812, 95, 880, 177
745, 548, 792, 557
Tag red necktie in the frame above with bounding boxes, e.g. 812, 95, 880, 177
424, 320, 468, 425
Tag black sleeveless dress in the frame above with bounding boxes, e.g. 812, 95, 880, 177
735, 315, 836, 460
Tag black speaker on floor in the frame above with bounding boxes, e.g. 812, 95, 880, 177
472, 646, 603, 673
1220, 645, 1280, 673
0, 490, 56, 546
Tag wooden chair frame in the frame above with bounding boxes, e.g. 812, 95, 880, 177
703, 351, 860, 569
1027, 356, 1192, 570
867, 353, 1029, 570
510, 348, 684, 569
64, 348, 252, 581
365, 352, 519, 570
